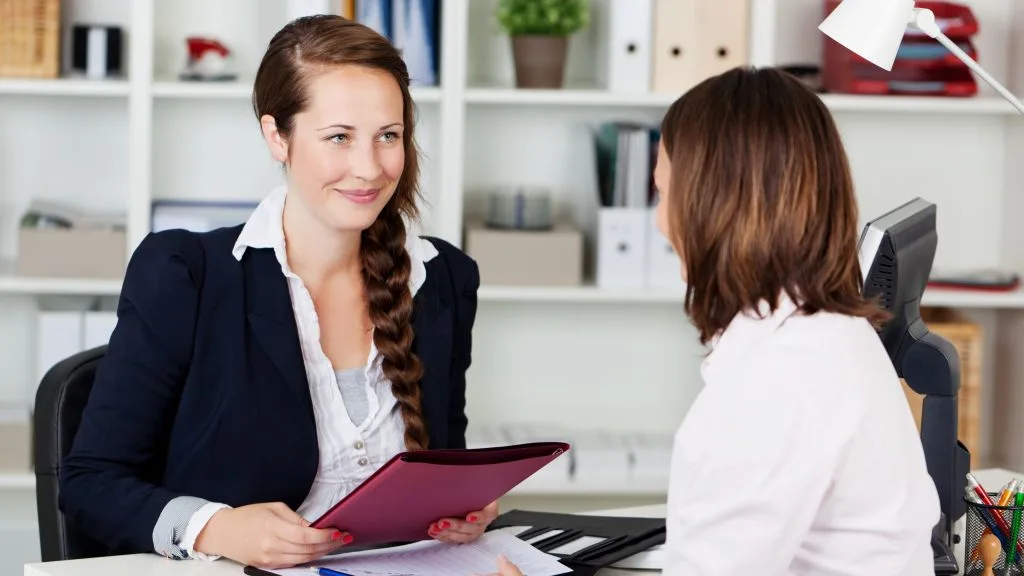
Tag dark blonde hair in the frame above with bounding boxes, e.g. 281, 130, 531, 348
660, 66, 886, 345
253, 15, 428, 450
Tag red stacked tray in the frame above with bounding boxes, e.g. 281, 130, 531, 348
822, 1, 979, 96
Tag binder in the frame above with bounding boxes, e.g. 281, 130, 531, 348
489, 509, 666, 576
391, 0, 438, 87
694, 0, 749, 80
651, 0, 697, 94
308, 442, 569, 545
645, 206, 682, 289
605, 0, 654, 93
651, 0, 750, 93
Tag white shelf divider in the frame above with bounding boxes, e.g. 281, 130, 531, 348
0, 78, 130, 97
477, 284, 1024, 309
152, 80, 445, 103
464, 87, 1020, 115
0, 474, 34, 491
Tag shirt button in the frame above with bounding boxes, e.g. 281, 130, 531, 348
354, 441, 364, 450
358, 457, 368, 466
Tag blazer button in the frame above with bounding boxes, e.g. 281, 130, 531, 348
354, 441, 364, 450
358, 457, 368, 466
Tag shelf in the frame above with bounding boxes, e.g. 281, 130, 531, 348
0, 262, 122, 296
479, 285, 684, 304
153, 80, 443, 103
820, 94, 1022, 115
922, 287, 1024, 309
464, 86, 1019, 115
0, 78, 129, 97
509, 477, 667, 497
0, 473, 33, 490
465, 87, 678, 107
479, 284, 1024, 309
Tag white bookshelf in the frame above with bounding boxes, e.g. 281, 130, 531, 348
0, 474, 34, 491
1, 0, 1024, 564
0, 78, 130, 97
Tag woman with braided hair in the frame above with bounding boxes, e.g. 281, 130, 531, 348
58, 15, 488, 571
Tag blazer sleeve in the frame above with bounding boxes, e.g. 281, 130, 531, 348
58, 230, 205, 555
447, 252, 479, 449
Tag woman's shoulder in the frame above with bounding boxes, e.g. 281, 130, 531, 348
417, 235, 480, 294
124, 224, 245, 289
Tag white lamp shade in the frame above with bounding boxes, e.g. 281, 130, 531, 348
818, 0, 916, 71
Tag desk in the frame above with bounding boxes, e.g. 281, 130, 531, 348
23, 504, 665, 576
22, 469, 1024, 576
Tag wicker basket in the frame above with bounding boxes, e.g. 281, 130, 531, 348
0, 0, 61, 78
922, 306, 984, 466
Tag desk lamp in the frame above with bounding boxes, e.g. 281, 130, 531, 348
819, 0, 1024, 115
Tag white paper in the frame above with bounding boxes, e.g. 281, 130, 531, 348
271, 531, 570, 576
524, 530, 564, 544
495, 526, 531, 537
548, 536, 605, 556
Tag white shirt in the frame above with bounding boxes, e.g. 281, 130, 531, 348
663, 295, 940, 576
178, 187, 439, 558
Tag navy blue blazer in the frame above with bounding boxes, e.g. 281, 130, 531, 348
57, 225, 480, 556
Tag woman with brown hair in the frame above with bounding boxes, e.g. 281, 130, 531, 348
58, 15, 494, 570
496, 67, 940, 575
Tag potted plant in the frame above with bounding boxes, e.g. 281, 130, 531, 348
496, 0, 589, 89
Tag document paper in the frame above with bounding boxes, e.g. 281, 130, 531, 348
272, 531, 571, 576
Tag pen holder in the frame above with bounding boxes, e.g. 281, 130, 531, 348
965, 494, 1024, 576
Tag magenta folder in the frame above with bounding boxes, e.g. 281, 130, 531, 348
309, 441, 570, 545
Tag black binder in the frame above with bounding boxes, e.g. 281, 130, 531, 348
487, 509, 665, 576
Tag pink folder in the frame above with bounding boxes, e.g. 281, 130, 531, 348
310, 442, 570, 545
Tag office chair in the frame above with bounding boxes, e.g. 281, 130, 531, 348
33, 345, 111, 562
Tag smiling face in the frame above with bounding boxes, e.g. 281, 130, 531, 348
261, 64, 406, 233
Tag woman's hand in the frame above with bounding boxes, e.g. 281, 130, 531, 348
194, 502, 352, 569
480, 554, 524, 576
428, 500, 500, 544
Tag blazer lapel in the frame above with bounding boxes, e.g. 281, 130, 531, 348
243, 248, 310, 398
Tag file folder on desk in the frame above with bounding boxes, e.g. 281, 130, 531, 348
489, 509, 665, 576
309, 442, 569, 545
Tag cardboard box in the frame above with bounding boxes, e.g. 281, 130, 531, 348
464, 219, 583, 286
17, 227, 126, 279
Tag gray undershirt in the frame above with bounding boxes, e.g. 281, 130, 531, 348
335, 366, 369, 427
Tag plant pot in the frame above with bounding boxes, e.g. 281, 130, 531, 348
511, 35, 568, 89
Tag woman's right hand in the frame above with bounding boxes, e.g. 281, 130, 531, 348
194, 502, 352, 568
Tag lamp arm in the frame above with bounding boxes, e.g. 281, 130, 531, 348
909, 8, 1024, 116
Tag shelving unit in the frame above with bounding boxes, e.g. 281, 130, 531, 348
0, 0, 1022, 570
0, 78, 130, 97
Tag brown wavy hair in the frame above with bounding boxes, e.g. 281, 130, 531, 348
252, 15, 428, 450
660, 67, 888, 346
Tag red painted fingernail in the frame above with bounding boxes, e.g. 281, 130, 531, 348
332, 531, 342, 540
343, 534, 354, 544
468, 515, 478, 522
440, 521, 450, 529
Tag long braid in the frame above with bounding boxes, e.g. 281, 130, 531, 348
361, 205, 428, 451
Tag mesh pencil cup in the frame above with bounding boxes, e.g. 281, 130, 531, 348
964, 493, 1024, 576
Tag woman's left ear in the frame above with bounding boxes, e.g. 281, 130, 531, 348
260, 114, 289, 163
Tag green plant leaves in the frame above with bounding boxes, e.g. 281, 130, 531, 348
496, 0, 590, 36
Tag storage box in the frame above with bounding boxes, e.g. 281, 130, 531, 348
596, 207, 647, 289
0, 0, 61, 78
17, 228, 127, 279
464, 219, 583, 286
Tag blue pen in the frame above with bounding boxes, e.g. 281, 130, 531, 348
309, 566, 355, 576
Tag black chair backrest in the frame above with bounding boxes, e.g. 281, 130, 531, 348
33, 345, 111, 562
